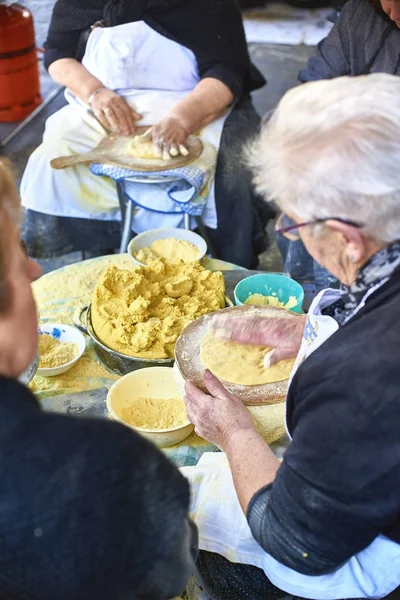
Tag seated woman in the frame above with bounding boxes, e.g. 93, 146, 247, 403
280, 0, 400, 292
20, 0, 272, 269
183, 74, 400, 600
0, 159, 197, 597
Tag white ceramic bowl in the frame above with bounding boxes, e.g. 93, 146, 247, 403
128, 227, 207, 267
107, 367, 194, 448
37, 323, 86, 377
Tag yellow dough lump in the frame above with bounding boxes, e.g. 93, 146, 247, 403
128, 140, 160, 159
121, 396, 188, 429
200, 330, 295, 386
244, 293, 298, 310
135, 238, 201, 265
92, 259, 225, 359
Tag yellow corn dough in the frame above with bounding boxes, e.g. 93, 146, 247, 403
200, 331, 295, 386
92, 259, 225, 359
244, 293, 298, 310
128, 140, 160, 159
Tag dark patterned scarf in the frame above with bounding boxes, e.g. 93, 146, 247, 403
323, 241, 400, 325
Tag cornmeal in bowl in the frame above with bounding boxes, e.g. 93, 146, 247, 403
134, 238, 201, 265
121, 396, 188, 430
39, 334, 79, 368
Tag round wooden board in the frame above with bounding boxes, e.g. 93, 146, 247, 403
174, 304, 301, 406
116, 127, 204, 172
50, 126, 204, 172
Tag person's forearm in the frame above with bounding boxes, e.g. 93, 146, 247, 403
224, 428, 281, 514
170, 78, 233, 134
48, 58, 104, 103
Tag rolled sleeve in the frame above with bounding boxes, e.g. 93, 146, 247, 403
43, 30, 82, 71
247, 466, 350, 576
246, 367, 400, 576
195, 53, 246, 100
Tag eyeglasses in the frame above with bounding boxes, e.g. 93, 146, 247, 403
275, 213, 365, 241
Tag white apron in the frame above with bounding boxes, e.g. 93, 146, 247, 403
21, 21, 229, 231
182, 287, 400, 599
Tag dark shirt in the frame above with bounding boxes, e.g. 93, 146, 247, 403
0, 377, 197, 600
299, 0, 400, 81
247, 270, 400, 576
43, 0, 265, 100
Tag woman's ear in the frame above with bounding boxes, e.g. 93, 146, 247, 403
324, 219, 367, 264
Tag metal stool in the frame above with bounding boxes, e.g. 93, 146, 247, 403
116, 179, 217, 256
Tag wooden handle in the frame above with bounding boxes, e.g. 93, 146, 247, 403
50, 152, 98, 170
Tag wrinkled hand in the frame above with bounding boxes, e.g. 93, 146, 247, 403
209, 313, 307, 365
91, 89, 141, 135
139, 116, 190, 160
184, 370, 255, 450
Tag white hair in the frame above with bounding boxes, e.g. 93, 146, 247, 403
249, 73, 400, 243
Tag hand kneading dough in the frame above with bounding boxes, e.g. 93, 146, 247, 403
200, 331, 295, 386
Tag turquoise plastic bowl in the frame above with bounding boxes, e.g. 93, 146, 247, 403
234, 273, 304, 313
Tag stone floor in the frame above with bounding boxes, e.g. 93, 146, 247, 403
0, 0, 316, 274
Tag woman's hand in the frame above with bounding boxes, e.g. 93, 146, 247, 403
209, 313, 307, 365
91, 89, 142, 135
140, 116, 190, 160
184, 370, 255, 450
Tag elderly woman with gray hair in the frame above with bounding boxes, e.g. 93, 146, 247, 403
282, 0, 400, 293
182, 73, 400, 600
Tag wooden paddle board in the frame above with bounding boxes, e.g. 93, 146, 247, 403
51, 126, 203, 172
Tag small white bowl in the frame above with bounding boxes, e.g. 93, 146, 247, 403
107, 367, 194, 447
128, 227, 207, 267
37, 323, 86, 377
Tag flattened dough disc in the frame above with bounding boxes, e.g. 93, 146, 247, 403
174, 304, 301, 406
200, 332, 294, 386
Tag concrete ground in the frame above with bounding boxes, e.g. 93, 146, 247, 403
0, 0, 315, 273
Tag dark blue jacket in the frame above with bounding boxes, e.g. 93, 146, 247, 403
0, 378, 197, 599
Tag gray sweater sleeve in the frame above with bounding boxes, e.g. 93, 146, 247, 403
299, 0, 398, 82
298, 0, 354, 81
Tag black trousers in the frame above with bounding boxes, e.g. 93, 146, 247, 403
22, 98, 275, 269
196, 551, 374, 600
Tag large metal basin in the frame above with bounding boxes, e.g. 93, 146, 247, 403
75, 305, 174, 376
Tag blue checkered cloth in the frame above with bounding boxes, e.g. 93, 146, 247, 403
90, 142, 217, 217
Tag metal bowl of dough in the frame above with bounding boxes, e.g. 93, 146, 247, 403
74, 305, 174, 376
19, 353, 39, 386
